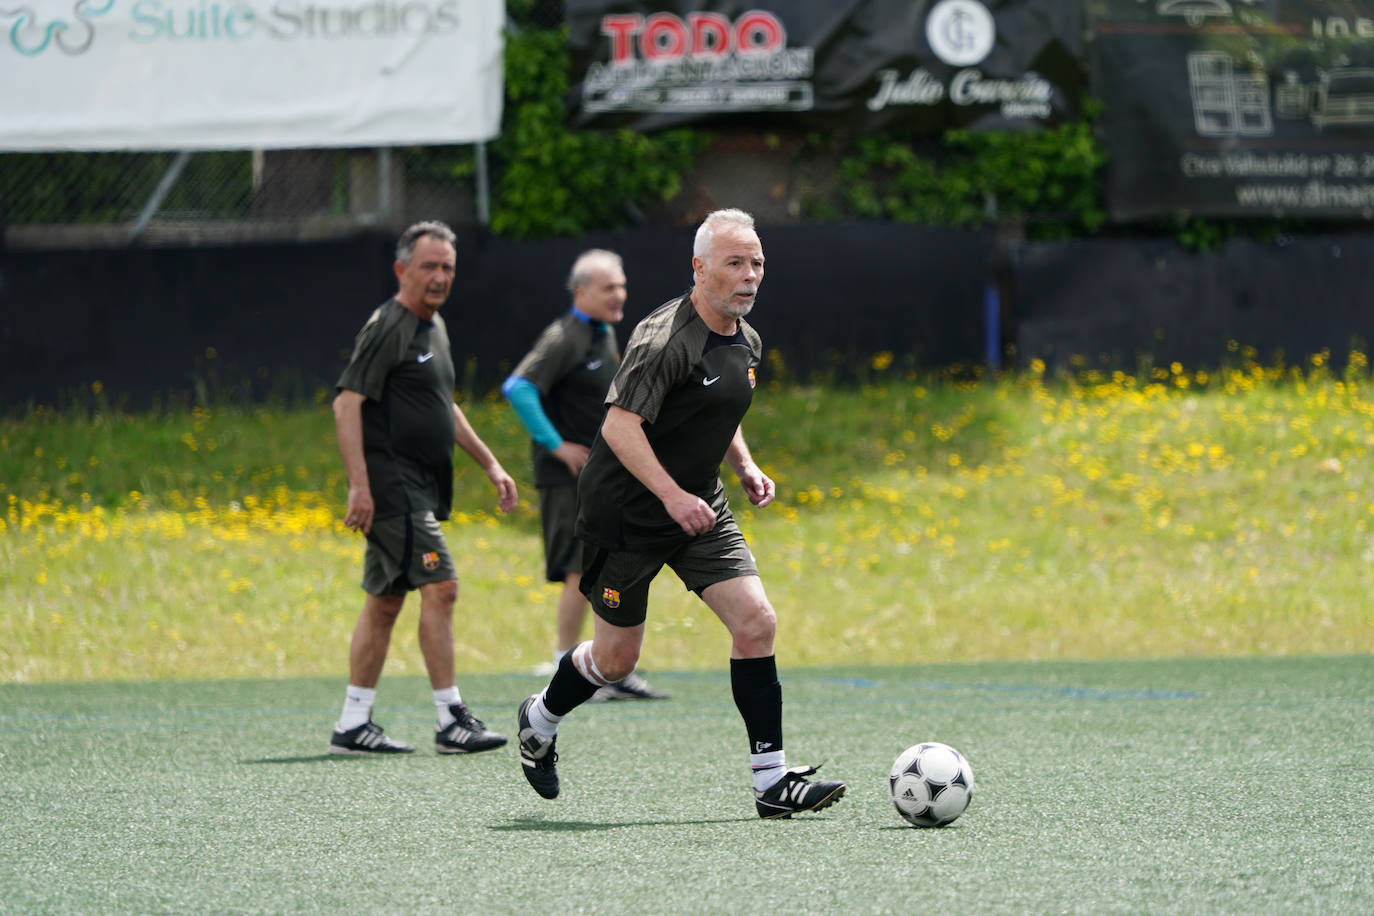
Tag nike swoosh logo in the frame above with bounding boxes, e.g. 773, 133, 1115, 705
586, 360, 603, 370
418, 352, 434, 363
703, 376, 721, 386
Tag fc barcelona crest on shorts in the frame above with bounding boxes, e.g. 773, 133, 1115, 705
602, 587, 620, 609
421, 551, 440, 571
748, 367, 756, 389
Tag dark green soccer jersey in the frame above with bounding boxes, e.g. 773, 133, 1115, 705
577, 295, 762, 549
336, 298, 457, 521
510, 312, 620, 488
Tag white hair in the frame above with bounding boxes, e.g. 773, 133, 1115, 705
692, 208, 756, 261
396, 220, 456, 263
566, 249, 624, 295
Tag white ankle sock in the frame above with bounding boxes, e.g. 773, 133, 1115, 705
527, 693, 563, 739
751, 750, 786, 792
434, 686, 461, 727
338, 685, 376, 731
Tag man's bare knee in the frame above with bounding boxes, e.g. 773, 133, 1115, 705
589, 620, 645, 682
595, 643, 639, 682
422, 579, 458, 607
365, 594, 405, 624
731, 603, 777, 655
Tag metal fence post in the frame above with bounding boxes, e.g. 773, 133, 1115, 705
475, 141, 490, 226
127, 151, 191, 246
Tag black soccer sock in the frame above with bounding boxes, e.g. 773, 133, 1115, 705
543, 649, 601, 717
730, 655, 784, 755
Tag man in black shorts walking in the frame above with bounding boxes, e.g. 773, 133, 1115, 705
502, 249, 667, 701
329, 220, 518, 756
514, 209, 846, 818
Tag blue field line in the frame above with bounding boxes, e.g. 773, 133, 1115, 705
0, 707, 336, 728
618, 671, 1204, 701
0, 681, 1197, 735
6, 692, 1373, 738
816, 677, 1202, 701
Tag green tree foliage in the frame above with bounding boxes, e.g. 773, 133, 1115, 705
825, 116, 1108, 241
485, 26, 709, 238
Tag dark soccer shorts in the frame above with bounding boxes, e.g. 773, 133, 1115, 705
361, 510, 457, 596
579, 510, 760, 627
538, 483, 582, 583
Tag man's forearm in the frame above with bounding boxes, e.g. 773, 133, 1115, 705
333, 393, 370, 488
602, 406, 680, 500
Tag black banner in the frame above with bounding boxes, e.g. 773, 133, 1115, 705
0, 225, 990, 408
1012, 234, 1374, 370
566, 0, 1082, 132
1093, 0, 1374, 220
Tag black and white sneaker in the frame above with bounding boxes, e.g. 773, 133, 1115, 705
754, 764, 846, 819
517, 695, 560, 799
590, 671, 671, 701
329, 719, 415, 756
435, 703, 508, 754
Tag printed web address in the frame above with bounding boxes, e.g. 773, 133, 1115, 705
1234, 181, 1374, 209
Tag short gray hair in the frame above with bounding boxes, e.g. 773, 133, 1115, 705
692, 208, 756, 261
396, 220, 456, 263
567, 249, 624, 295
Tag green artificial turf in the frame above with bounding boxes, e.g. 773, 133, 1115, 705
2, 656, 1370, 914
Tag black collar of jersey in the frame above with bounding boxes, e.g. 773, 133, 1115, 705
704, 326, 749, 352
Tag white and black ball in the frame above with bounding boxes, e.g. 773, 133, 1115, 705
889, 742, 975, 827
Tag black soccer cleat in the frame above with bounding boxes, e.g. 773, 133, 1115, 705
517, 695, 560, 799
329, 719, 415, 756
754, 764, 847, 819
591, 670, 671, 701
436, 703, 508, 754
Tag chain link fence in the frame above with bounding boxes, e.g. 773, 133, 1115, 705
0, 145, 487, 249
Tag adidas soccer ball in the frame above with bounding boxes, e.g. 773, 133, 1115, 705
889, 742, 975, 827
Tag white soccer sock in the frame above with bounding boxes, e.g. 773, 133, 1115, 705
527, 693, 563, 739
751, 750, 787, 792
434, 686, 462, 727
553, 648, 572, 667
338, 685, 376, 731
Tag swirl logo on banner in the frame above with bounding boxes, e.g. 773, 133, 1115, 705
925, 0, 995, 68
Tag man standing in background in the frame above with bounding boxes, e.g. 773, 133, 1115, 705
502, 249, 667, 701
330, 220, 518, 755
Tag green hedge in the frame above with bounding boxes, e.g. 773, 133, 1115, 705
484, 26, 709, 238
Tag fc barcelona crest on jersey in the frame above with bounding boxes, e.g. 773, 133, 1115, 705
602, 588, 621, 609
748, 367, 756, 389
422, 551, 440, 571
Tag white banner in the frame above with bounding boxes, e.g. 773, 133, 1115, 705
0, 0, 504, 151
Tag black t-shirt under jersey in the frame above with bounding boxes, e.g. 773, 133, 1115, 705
577, 295, 762, 549
336, 298, 457, 520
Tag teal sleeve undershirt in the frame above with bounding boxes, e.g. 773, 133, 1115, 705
501, 375, 562, 451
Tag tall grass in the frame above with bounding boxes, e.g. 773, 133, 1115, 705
4, 350, 1372, 683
